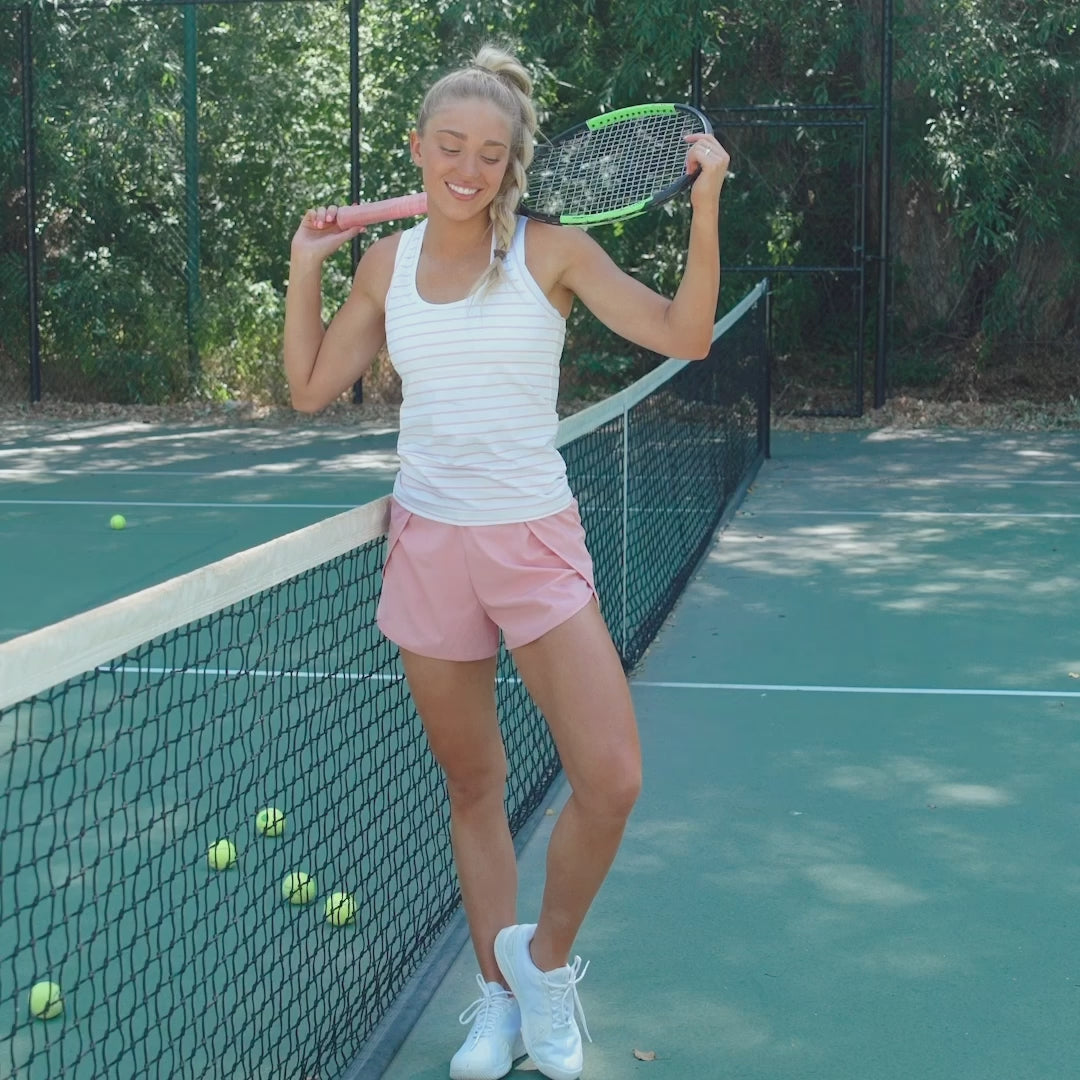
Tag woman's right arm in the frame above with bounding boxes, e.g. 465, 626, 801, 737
283, 206, 396, 413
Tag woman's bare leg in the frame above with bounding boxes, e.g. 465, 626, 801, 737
400, 648, 516, 983
510, 600, 641, 971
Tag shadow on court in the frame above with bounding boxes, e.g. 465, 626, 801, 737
381, 428, 1080, 1080
0, 417, 399, 642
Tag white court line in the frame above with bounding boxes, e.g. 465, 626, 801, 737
0, 498, 358, 510
0, 468, 369, 479
749, 509, 1080, 520
4, 503, 1074, 519
100, 668, 1080, 700
765, 474, 1080, 487
0, 498, 693, 515
4, 468, 1074, 485
634, 680, 1080, 699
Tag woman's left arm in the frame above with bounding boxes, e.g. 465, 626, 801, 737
557, 135, 729, 360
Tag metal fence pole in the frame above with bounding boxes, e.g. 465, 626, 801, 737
856, 113, 869, 412
21, 3, 41, 402
349, 0, 363, 404
875, 0, 894, 408
184, 2, 201, 385
349, 0, 361, 262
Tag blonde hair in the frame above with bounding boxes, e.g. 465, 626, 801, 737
416, 45, 536, 295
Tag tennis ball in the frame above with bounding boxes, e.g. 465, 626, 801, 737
109, 514, 127, 531
283, 871, 316, 905
29, 981, 63, 1020
255, 807, 285, 838
207, 838, 237, 870
325, 891, 356, 927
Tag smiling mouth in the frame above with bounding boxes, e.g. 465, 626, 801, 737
447, 183, 480, 198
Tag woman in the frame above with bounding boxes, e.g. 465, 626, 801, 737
284, 44, 728, 1080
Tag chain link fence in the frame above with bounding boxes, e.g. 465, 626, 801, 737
6, 2, 1076, 415
3, 2, 900, 417
709, 104, 873, 416
2, 0, 357, 406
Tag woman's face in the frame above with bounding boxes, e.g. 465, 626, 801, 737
412, 97, 514, 220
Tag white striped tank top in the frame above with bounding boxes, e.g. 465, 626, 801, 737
384, 215, 571, 525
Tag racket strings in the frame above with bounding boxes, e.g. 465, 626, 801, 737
527, 111, 706, 219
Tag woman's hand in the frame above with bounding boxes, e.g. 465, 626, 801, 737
684, 134, 730, 210
290, 205, 367, 265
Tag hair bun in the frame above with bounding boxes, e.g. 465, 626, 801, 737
471, 44, 533, 98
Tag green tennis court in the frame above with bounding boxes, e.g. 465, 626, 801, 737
1, 285, 769, 1079
381, 428, 1080, 1079
5, 289, 1078, 1078
0, 418, 399, 643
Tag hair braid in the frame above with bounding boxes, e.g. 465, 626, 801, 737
483, 150, 529, 293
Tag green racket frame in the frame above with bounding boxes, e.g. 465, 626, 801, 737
521, 103, 713, 227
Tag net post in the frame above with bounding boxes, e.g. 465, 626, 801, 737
761, 276, 772, 459
857, 114, 870, 416
620, 401, 630, 659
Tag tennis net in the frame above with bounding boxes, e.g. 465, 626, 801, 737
0, 279, 769, 1080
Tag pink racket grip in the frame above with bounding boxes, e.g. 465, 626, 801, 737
337, 192, 428, 227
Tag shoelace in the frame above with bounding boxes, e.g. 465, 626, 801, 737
458, 974, 514, 1043
543, 956, 592, 1043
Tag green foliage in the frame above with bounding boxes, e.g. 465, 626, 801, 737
895, 0, 1080, 334
1, 0, 1076, 404
905, 1, 1074, 248
192, 2, 352, 399
199, 278, 288, 403
521, 0, 704, 114
700, 0, 869, 107
0, 250, 29, 392
3, 1, 354, 402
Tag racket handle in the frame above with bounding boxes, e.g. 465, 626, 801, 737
337, 192, 428, 227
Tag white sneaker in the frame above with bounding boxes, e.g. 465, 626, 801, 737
493, 924, 591, 1080
449, 974, 526, 1080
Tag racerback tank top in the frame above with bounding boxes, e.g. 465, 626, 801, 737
384, 215, 572, 524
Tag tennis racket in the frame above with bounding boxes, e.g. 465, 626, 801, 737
337, 103, 712, 229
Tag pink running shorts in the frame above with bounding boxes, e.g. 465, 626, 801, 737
376, 498, 598, 661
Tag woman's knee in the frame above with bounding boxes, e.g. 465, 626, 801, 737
579, 751, 642, 821
442, 756, 508, 813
